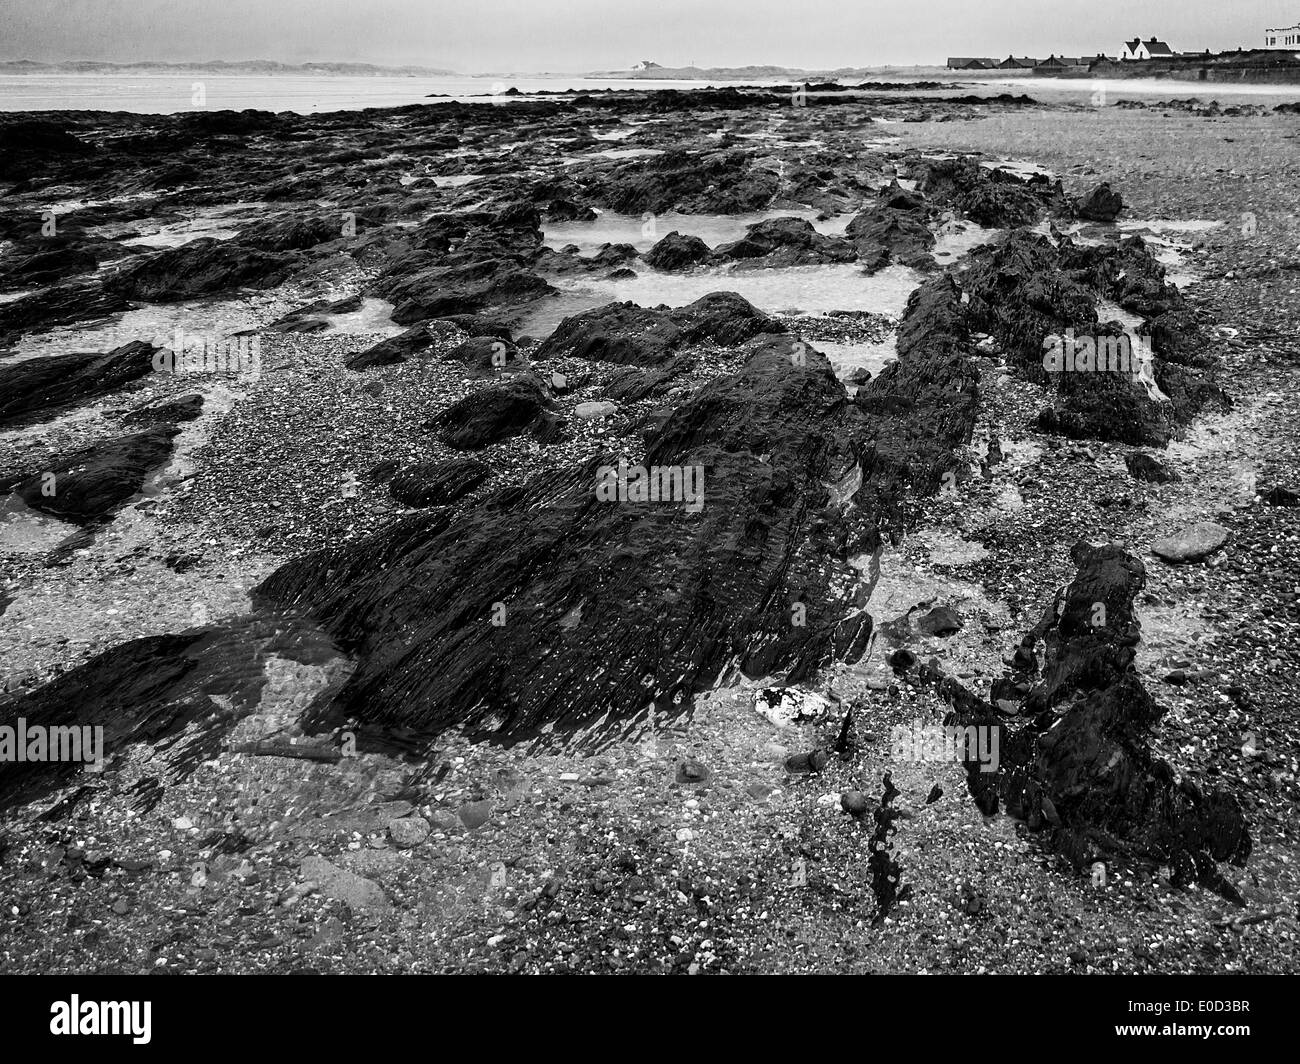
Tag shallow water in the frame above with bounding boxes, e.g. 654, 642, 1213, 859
516, 262, 923, 339
544, 208, 856, 255
0, 495, 75, 554
812, 337, 899, 380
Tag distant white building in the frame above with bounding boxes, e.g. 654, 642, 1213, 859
1121, 37, 1175, 60
1264, 23, 1300, 47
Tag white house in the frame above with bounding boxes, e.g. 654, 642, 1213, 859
1264, 23, 1300, 47
1121, 37, 1175, 60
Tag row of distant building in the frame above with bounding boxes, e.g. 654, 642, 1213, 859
948, 25, 1300, 71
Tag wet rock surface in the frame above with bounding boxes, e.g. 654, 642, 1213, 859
11, 426, 179, 523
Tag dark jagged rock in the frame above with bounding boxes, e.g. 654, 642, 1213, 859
868, 772, 912, 925
846, 207, 935, 272
714, 217, 855, 267
915, 155, 1064, 227
345, 321, 452, 370
963, 230, 1224, 447
234, 212, 344, 253
246, 303, 978, 745
13, 426, 179, 523
390, 457, 493, 508
383, 258, 555, 323
1126, 451, 1178, 483
852, 275, 979, 521
643, 231, 713, 271
575, 148, 780, 214
533, 292, 779, 366
253, 295, 362, 334
0, 341, 161, 427
0, 120, 94, 180
426, 375, 552, 450
918, 605, 962, 635
940, 541, 1251, 902
0, 239, 102, 289
106, 238, 302, 302
545, 198, 597, 222
876, 179, 925, 212
368, 203, 550, 325
957, 181, 1046, 228
1075, 182, 1124, 222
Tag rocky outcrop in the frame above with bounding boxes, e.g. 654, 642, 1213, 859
963, 230, 1225, 446
643, 231, 712, 271
122, 392, 204, 425
0, 279, 133, 339
106, 238, 303, 302
575, 148, 780, 214
715, 217, 855, 267
533, 292, 779, 366
1075, 182, 1124, 222
915, 155, 1065, 227
939, 542, 1251, 902
846, 207, 935, 272
0, 341, 161, 426
12, 426, 179, 523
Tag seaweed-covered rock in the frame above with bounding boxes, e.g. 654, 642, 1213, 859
643, 231, 713, 271
533, 292, 778, 366
941, 541, 1251, 901
846, 207, 935, 272
715, 217, 855, 267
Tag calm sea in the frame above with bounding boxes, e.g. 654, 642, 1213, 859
0, 74, 787, 114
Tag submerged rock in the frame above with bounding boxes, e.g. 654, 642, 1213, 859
1151, 521, 1230, 563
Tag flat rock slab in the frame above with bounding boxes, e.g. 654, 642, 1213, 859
300, 855, 392, 916
1151, 521, 1230, 563
458, 799, 494, 831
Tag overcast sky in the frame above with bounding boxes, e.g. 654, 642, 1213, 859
0, 0, 1292, 71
